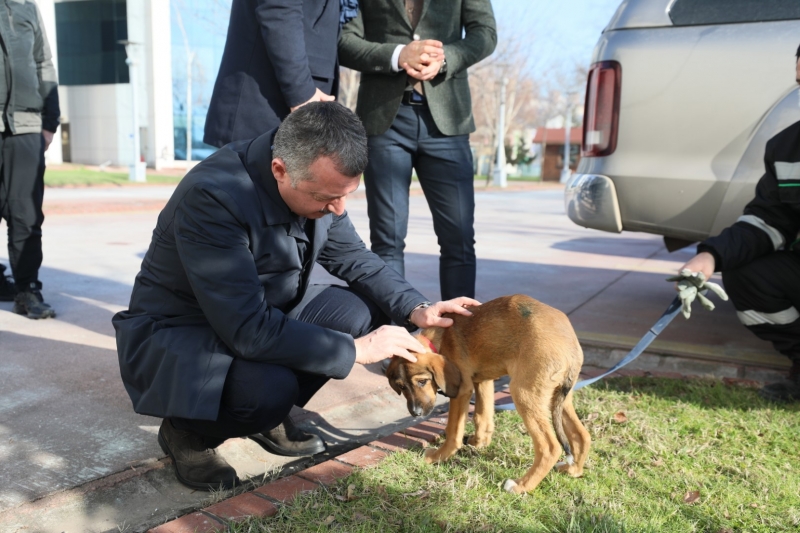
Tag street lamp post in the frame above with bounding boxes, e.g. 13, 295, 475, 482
560, 93, 575, 184
119, 40, 146, 183
493, 76, 508, 188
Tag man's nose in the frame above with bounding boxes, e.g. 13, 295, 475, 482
326, 198, 346, 216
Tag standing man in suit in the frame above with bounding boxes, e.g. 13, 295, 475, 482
204, 0, 340, 148
339, 0, 496, 301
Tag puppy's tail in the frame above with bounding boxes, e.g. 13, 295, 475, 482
551, 376, 574, 465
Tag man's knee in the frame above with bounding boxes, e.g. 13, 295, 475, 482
222, 361, 299, 430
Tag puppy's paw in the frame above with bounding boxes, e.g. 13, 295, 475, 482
466, 434, 490, 448
554, 461, 583, 478
423, 447, 440, 464
502, 479, 525, 494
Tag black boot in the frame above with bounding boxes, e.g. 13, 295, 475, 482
158, 419, 239, 491
0, 265, 17, 302
759, 359, 800, 403
13, 283, 55, 319
249, 416, 326, 457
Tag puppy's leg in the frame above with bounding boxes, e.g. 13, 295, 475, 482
467, 380, 495, 448
502, 390, 562, 494
424, 389, 472, 464
555, 392, 591, 478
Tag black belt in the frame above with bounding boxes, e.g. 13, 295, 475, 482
402, 90, 426, 106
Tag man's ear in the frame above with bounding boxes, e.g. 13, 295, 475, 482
429, 354, 462, 398
272, 158, 289, 185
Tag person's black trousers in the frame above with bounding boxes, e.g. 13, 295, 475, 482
172, 285, 390, 447
363, 101, 476, 300
722, 251, 800, 361
0, 132, 46, 289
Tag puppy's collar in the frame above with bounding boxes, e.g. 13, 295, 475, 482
420, 336, 437, 353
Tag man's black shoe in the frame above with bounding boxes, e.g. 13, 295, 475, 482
759, 359, 800, 403
0, 265, 16, 302
250, 416, 326, 457
157, 419, 239, 491
13, 285, 55, 319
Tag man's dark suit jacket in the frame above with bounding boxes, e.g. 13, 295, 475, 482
204, 0, 340, 147
112, 131, 427, 421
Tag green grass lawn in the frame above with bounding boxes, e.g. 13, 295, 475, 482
232, 377, 800, 532
44, 167, 183, 187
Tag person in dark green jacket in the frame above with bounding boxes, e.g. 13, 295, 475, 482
0, 0, 60, 319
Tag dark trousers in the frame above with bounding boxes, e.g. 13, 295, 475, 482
0, 132, 45, 289
172, 285, 390, 447
722, 251, 800, 360
364, 102, 476, 300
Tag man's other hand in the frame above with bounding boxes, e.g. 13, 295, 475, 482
398, 39, 444, 72
409, 297, 481, 329
354, 325, 425, 365
403, 59, 443, 81
290, 88, 336, 112
42, 130, 55, 151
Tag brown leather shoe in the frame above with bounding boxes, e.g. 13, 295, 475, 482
158, 419, 239, 491
249, 416, 326, 457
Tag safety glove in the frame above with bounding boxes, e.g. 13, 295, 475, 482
665, 269, 729, 319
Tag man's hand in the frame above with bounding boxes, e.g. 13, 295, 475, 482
409, 297, 481, 329
666, 267, 729, 319
354, 325, 425, 366
290, 88, 336, 112
398, 39, 444, 72
42, 130, 55, 151
679, 252, 715, 281
403, 58, 443, 81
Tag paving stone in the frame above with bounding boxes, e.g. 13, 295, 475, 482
148, 512, 226, 533
204, 493, 278, 521
335, 446, 388, 468
254, 475, 320, 504
370, 432, 428, 452
296, 460, 354, 486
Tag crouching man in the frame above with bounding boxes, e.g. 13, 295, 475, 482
113, 102, 477, 490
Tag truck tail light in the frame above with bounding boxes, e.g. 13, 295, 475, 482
582, 61, 621, 157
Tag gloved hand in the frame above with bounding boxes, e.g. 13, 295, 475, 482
665, 269, 729, 319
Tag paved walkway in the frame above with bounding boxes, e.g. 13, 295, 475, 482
0, 181, 785, 533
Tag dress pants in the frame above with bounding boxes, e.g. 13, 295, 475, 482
364, 102, 476, 300
172, 285, 390, 447
0, 132, 45, 289
722, 251, 800, 360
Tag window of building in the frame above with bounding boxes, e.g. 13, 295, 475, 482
55, 0, 129, 86
668, 0, 800, 26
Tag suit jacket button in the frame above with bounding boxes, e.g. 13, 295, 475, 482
374, 66, 383, 71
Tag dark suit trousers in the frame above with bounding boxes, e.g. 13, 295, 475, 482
172, 285, 390, 447
0, 132, 45, 289
364, 102, 476, 300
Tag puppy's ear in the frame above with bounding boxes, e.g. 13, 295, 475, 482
429, 354, 462, 398
385, 358, 403, 395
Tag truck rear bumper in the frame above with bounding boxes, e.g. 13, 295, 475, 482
564, 173, 623, 233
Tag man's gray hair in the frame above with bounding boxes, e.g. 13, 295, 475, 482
273, 102, 368, 187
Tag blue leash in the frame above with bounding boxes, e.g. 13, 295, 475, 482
495, 295, 683, 411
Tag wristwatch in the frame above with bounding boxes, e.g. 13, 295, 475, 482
438, 58, 448, 76
407, 301, 432, 327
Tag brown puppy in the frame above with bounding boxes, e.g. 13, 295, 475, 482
386, 294, 591, 494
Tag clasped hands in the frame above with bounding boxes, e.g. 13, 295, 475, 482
353, 297, 480, 365
398, 39, 445, 81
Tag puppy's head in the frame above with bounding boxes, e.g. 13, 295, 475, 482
386, 349, 462, 418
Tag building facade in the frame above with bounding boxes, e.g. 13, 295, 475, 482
40, 0, 228, 169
